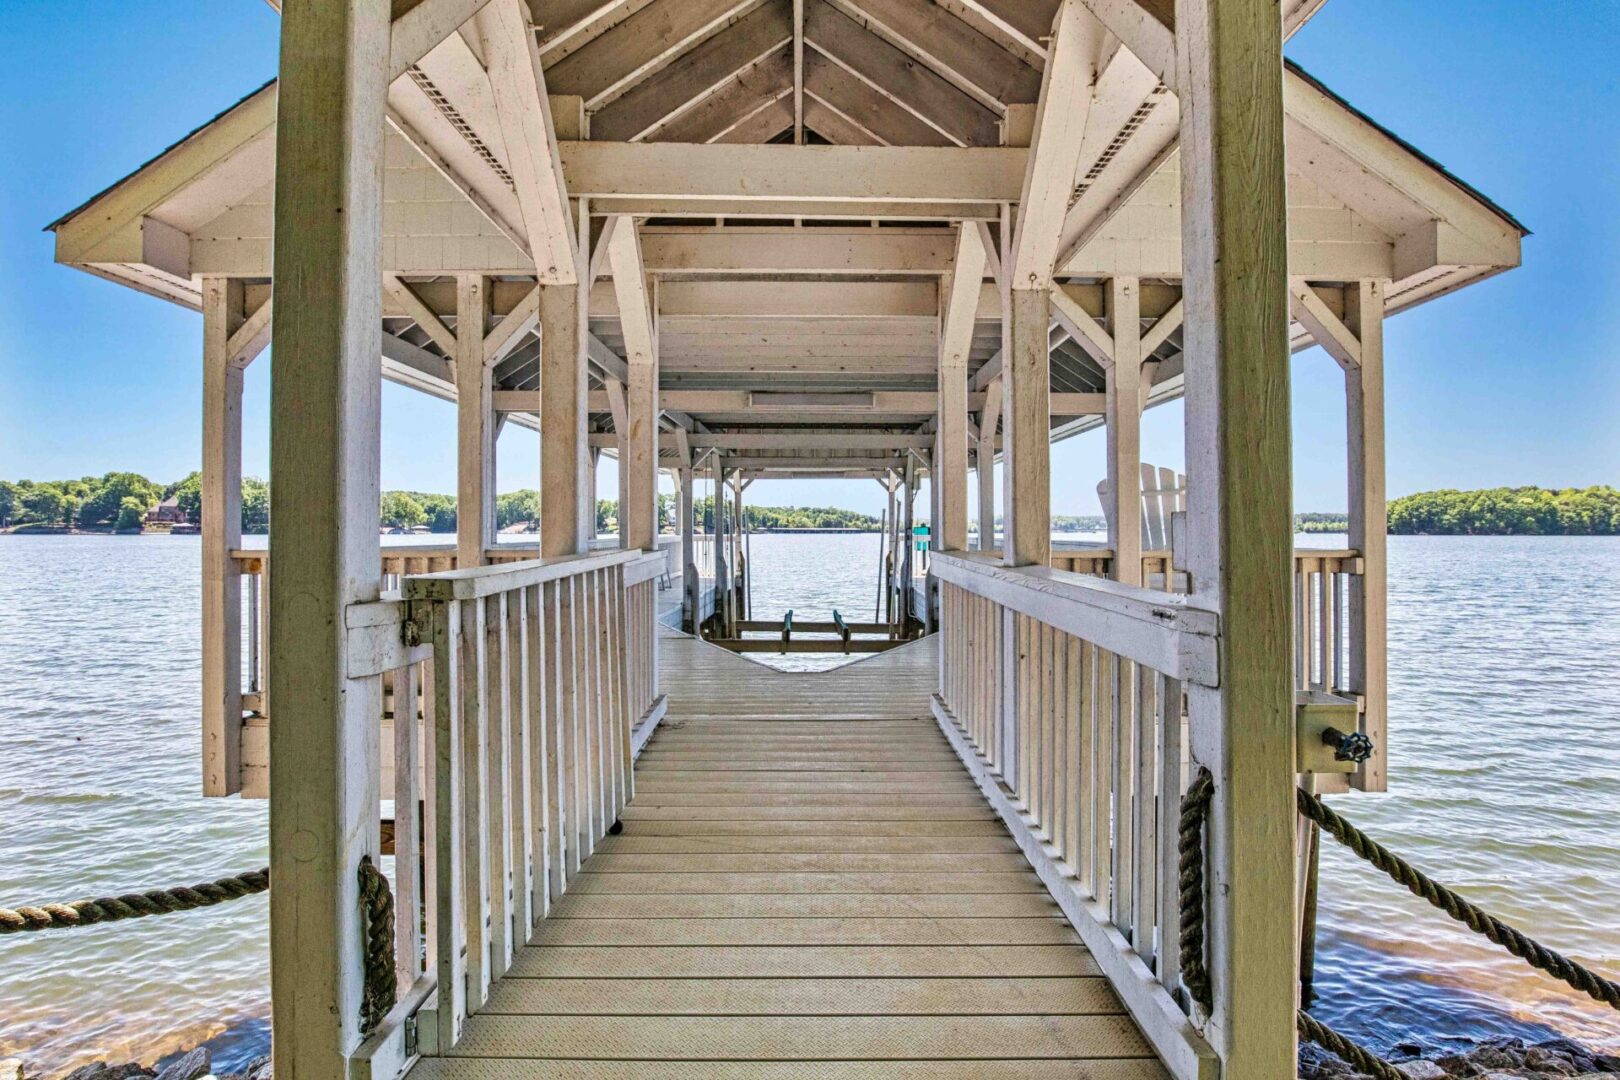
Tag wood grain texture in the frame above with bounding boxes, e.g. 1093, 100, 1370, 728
413, 631, 1166, 1077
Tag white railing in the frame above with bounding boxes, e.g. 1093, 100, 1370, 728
931, 551, 1220, 1079
348, 548, 667, 1061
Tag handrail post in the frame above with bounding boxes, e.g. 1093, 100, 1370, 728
1177, 0, 1299, 1069
266, 0, 389, 1071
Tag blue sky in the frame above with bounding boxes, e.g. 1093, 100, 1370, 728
1, 2, 1614, 517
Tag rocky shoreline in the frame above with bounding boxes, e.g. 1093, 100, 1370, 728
11, 1032, 1618, 1080
1301, 1035, 1620, 1079
1, 1048, 267, 1080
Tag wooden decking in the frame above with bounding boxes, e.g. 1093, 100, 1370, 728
413, 633, 1166, 1078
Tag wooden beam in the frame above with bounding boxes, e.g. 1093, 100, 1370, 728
201, 278, 245, 797
938, 223, 986, 550
1049, 282, 1114, 365
976, 375, 1001, 551
456, 275, 493, 566
226, 295, 274, 369
384, 273, 458, 354
1104, 276, 1142, 585
544, 0, 754, 109
1289, 280, 1360, 370
1001, 289, 1050, 566
608, 216, 658, 550
1140, 296, 1183, 355
793, 0, 806, 142
1176, 0, 1298, 1069
1345, 280, 1387, 793
389, 0, 494, 79
267, 0, 386, 1069
483, 283, 539, 363
1009, 0, 1099, 286
539, 225, 591, 556
476, 0, 578, 283
558, 142, 1027, 201
1076, 0, 1176, 87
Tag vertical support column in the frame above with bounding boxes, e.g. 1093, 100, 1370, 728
457, 275, 492, 568
1177, 0, 1297, 1069
977, 379, 1002, 552
1106, 276, 1144, 585
1345, 280, 1387, 791
679, 465, 696, 631
539, 230, 590, 558
902, 455, 916, 623
710, 453, 727, 636
267, 0, 387, 1072
202, 277, 245, 796
1002, 289, 1051, 567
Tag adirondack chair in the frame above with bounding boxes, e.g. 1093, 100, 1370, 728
1097, 463, 1188, 590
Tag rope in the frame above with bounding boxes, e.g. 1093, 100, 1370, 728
0, 868, 268, 935
1298, 1010, 1405, 1080
1177, 766, 1214, 1011
1298, 787, 1620, 1012
358, 855, 396, 1036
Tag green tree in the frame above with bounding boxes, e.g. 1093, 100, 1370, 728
115, 496, 147, 532
19, 486, 66, 526
381, 490, 427, 530
241, 477, 271, 533
496, 489, 539, 530
171, 472, 203, 523
78, 471, 161, 526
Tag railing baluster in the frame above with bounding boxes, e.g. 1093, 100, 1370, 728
431, 599, 466, 1049
485, 592, 511, 979
541, 579, 566, 899
1132, 661, 1158, 956
1155, 673, 1184, 990
505, 588, 530, 941
524, 583, 547, 922
461, 596, 490, 1008
392, 659, 421, 993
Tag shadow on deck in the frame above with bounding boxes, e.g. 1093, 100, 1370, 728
410, 631, 1166, 1079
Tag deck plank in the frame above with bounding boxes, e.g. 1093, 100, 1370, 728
409, 634, 1166, 1079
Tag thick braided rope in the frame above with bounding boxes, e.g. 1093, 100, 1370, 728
1298, 788, 1620, 1011
1177, 766, 1215, 1011
1298, 1010, 1405, 1080
358, 855, 397, 1036
0, 868, 269, 935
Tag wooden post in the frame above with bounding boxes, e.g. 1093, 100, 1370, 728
1002, 289, 1051, 567
1106, 276, 1143, 585
902, 455, 916, 623
711, 453, 727, 636
457, 275, 493, 568
608, 217, 659, 551
938, 223, 984, 552
679, 465, 696, 631
539, 248, 590, 558
1345, 279, 1387, 792
1177, 0, 1298, 1069
202, 277, 245, 797
977, 378, 1001, 552
267, 0, 388, 1072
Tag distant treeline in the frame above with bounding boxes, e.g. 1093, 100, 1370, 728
1389, 486, 1620, 535
0, 472, 269, 532
691, 497, 880, 532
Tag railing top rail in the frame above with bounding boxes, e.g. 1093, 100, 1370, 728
932, 550, 1222, 687
403, 547, 650, 601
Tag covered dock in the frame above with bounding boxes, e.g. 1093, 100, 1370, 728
44, 0, 1524, 1076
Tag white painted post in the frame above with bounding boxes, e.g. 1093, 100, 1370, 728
977, 378, 1002, 552
1106, 276, 1144, 585
457, 275, 493, 568
1002, 288, 1051, 567
938, 223, 984, 552
1177, 0, 1298, 1069
202, 277, 245, 797
608, 218, 659, 552
679, 465, 696, 631
1345, 279, 1387, 792
539, 263, 590, 558
267, 0, 388, 1072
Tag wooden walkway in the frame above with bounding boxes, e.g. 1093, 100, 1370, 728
414, 633, 1166, 1079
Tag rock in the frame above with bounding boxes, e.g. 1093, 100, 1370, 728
1525, 1047, 1582, 1075
241, 1056, 271, 1080
154, 1049, 211, 1080
1396, 1062, 1448, 1079
0, 1058, 23, 1080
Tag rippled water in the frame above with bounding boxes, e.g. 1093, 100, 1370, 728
1, 533, 1615, 1074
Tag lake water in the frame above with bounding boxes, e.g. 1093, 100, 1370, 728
1, 533, 1616, 1074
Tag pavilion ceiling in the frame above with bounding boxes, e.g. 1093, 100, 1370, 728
52, 0, 1522, 474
